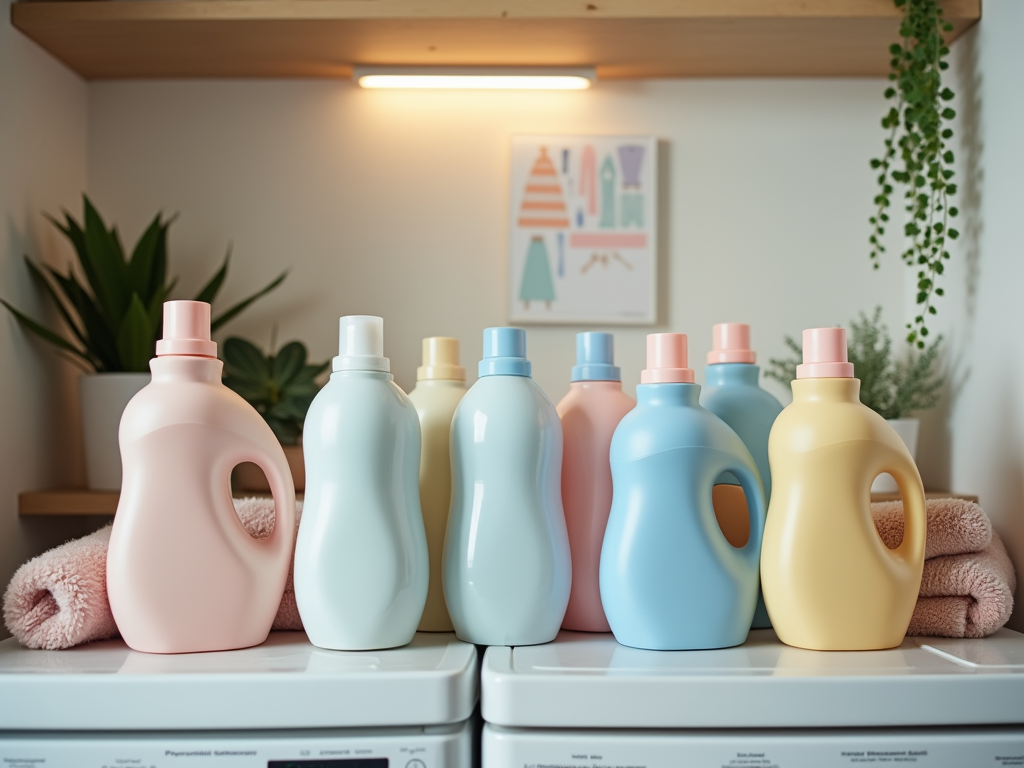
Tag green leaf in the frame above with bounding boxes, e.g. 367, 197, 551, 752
81, 196, 132, 331
210, 270, 287, 332
22, 257, 88, 351
223, 337, 270, 382
271, 341, 306, 386
0, 299, 93, 368
194, 246, 231, 304
45, 265, 121, 371
116, 294, 154, 373
127, 213, 164, 302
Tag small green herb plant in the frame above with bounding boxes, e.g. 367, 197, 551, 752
764, 307, 944, 420
869, 0, 958, 348
1, 195, 286, 373
222, 334, 329, 446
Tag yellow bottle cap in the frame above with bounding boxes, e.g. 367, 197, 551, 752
417, 337, 466, 382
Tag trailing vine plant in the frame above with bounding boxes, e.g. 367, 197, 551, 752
869, 0, 958, 348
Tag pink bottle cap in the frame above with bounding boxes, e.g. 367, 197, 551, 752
707, 323, 756, 365
155, 301, 217, 358
796, 327, 854, 379
641, 333, 695, 384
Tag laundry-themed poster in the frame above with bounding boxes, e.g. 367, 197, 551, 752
509, 135, 657, 325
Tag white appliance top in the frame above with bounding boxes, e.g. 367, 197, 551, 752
482, 628, 1024, 729
0, 631, 478, 731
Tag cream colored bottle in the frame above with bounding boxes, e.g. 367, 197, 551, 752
408, 337, 467, 631
761, 327, 926, 651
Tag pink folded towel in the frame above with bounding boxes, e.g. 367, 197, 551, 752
871, 498, 1016, 638
3, 498, 302, 650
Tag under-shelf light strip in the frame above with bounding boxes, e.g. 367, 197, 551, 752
354, 67, 595, 90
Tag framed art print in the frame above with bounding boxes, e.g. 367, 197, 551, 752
509, 135, 657, 325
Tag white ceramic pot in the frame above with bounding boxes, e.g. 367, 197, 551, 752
871, 417, 920, 494
79, 372, 150, 490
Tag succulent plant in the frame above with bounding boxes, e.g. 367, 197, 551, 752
1, 195, 286, 373
222, 335, 329, 445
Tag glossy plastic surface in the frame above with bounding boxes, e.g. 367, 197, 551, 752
409, 378, 467, 631
601, 382, 765, 651
296, 366, 428, 650
701, 362, 783, 628
761, 376, 926, 650
444, 372, 571, 646
108, 355, 295, 654
557, 380, 634, 632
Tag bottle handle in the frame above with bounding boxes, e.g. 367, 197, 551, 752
883, 456, 926, 566
242, 447, 297, 561
708, 456, 767, 569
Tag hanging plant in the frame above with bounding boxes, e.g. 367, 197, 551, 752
868, 0, 958, 348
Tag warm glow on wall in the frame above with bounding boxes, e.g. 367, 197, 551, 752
354, 67, 595, 91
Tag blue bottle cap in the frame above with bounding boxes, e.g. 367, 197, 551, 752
571, 331, 620, 382
479, 327, 532, 377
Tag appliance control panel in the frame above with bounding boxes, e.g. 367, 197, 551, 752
484, 724, 1024, 768
0, 722, 471, 768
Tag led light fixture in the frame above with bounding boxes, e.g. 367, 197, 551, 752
354, 66, 595, 90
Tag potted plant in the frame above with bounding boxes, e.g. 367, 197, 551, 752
1, 195, 286, 490
222, 334, 329, 493
765, 307, 943, 492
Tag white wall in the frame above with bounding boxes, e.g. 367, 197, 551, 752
0, 0, 104, 630
916, 0, 1023, 630
88, 78, 905, 405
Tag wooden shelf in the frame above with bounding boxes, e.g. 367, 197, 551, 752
11, 0, 980, 80
18, 488, 979, 516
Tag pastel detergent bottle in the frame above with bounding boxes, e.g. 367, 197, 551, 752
761, 327, 926, 651
294, 316, 428, 650
557, 332, 634, 632
444, 327, 571, 646
600, 333, 766, 651
107, 301, 296, 654
407, 337, 467, 632
700, 322, 783, 629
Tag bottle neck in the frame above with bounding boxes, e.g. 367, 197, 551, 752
704, 363, 760, 387
150, 355, 223, 383
636, 381, 701, 407
791, 377, 861, 404
569, 380, 623, 393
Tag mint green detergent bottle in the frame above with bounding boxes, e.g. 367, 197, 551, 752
700, 323, 783, 629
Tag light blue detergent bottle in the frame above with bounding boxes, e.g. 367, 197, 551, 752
600, 333, 766, 651
294, 315, 428, 651
444, 327, 571, 646
700, 322, 783, 630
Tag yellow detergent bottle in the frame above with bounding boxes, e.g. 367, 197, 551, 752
407, 337, 467, 631
760, 327, 926, 651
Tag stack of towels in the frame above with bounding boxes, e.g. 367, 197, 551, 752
2, 497, 1016, 650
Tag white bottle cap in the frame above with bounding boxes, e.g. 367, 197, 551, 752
334, 315, 390, 372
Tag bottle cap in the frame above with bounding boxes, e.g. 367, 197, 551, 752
479, 327, 531, 378
796, 327, 855, 379
707, 323, 756, 365
334, 315, 389, 372
417, 337, 466, 381
641, 333, 695, 384
156, 301, 217, 358
571, 332, 621, 382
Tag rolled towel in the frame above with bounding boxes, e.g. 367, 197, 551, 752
908, 531, 1016, 638
872, 497, 991, 558
3, 498, 301, 650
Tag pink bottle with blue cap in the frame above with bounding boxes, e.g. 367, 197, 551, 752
107, 301, 296, 654
557, 332, 634, 632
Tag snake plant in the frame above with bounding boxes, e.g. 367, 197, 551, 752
1, 195, 286, 373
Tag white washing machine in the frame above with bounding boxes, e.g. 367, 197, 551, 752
482, 628, 1024, 767
0, 630, 478, 767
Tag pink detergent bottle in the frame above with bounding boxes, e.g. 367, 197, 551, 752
107, 301, 296, 654
557, 332, 635, 632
